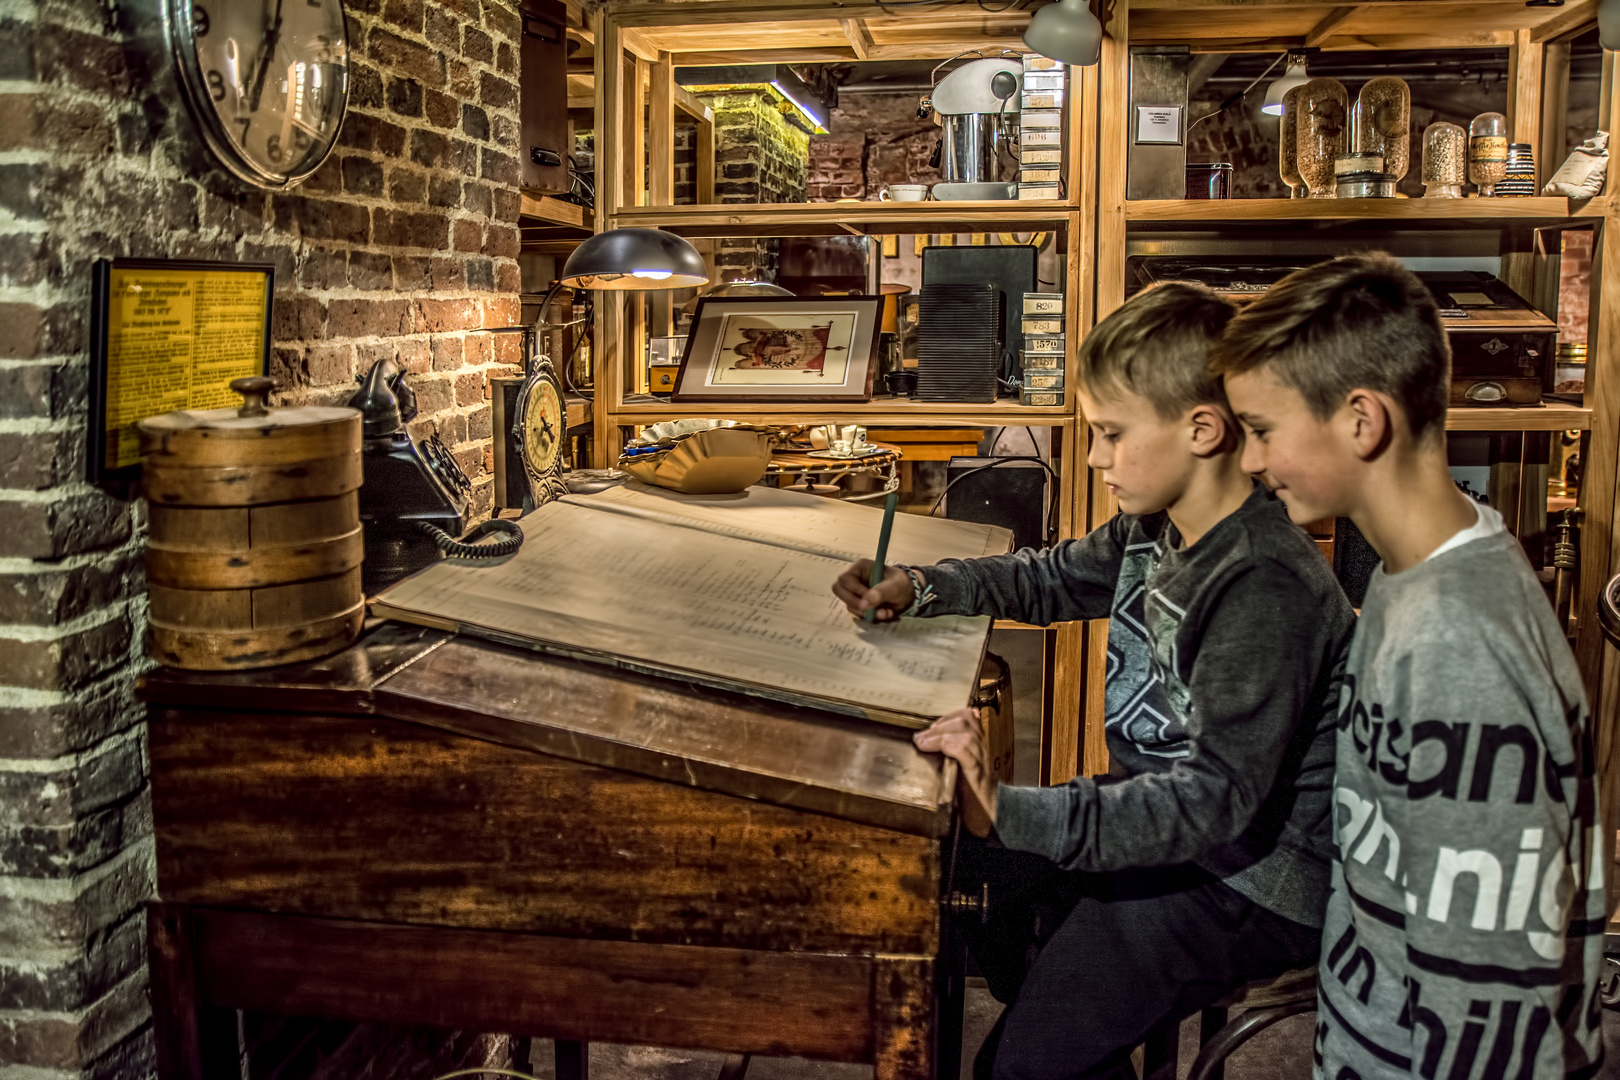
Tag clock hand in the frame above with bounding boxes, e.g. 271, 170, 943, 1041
247, 0, 285, 114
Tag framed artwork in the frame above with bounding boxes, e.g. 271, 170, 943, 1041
671, 295, 883, 403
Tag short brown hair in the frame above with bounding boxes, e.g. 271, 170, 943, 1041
1209, 253, 1451, 438
1077, 281, 1238, 418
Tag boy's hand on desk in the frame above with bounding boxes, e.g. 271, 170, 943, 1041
832, 559, 914, 622
914, 708, 997, 838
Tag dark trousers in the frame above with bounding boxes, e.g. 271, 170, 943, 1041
955, 841, 1321, 1080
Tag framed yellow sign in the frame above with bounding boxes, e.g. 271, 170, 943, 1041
89, 258, 273, 485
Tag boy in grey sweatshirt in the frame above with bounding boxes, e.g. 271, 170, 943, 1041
835, 283, 1355, 1080
1217, 254, 1604, 1080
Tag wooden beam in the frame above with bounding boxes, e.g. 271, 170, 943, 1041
592, 13, 621, 467
1304, 5, 1360, 47
674, 84, 714, 125
1508, 28, 1544, 188
624, 52, 647, 210
620, 24, 662, 61
839, 17, 873, 60
648, 52, 675, 207
1541, 40, 1572, 190
1531, 0, 1599, 43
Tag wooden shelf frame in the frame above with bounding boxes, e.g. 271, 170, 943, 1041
587, 0, 1617, 797
1092, 0, 1620, 862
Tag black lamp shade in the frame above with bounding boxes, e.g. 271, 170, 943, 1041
560, 228, 710, 290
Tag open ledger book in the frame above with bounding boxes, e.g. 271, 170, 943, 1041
371, 482, 1013, 728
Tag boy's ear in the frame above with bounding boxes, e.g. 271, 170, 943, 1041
1342, 388, 1395, 460
1187, 403, 1240, 457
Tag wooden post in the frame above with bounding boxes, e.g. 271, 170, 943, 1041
1573, 51, 1620, 914
592, 14, 623, 467
1508, 28, 1545, 188
624, 53, 648, 210
649, 52, 676, 337
1540, 40, 1571, 190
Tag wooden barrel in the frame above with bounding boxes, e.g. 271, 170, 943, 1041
139, 377, 365, 670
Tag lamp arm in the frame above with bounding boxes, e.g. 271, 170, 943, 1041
1186, 50, 1289, 140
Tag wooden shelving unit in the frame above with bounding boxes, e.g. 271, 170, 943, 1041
586, 0, 1620, 805
1125, 196, 1595, 223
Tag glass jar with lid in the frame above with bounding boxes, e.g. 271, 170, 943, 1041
1468, 112, 1508, 195
1421, 121, 1466, 197
1295, 78, 1349, 198
1353, 76, 1411, 182
1278, 84, 1305, 197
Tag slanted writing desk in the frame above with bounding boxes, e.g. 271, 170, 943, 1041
141, 623, 970, 1080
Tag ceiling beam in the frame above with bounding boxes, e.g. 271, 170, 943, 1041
840, 17, 874, 61
1304, 6, 1360, 47
674, 84, 715, 124
1531, 0, 1599, 42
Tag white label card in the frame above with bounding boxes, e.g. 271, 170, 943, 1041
1135, 105, 1183, 145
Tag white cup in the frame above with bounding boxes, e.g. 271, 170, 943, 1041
830, 439, 853, 456
880, 184, 930, 202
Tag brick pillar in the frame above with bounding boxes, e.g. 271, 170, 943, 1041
702, 90, 810, 282
0, 0, 524, 1072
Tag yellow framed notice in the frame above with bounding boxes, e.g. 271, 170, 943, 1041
89, 258, 273, 484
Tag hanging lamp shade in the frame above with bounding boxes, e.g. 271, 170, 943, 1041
1261, 59, 1311, 116
1021, 0, 1103, 67
1602, 0, 1620, 51
560, 228, 710, 290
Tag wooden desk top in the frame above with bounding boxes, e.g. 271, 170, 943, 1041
141, 623, 955, 837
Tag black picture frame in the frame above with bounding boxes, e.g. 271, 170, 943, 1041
671, 294, 884, 404
88, 257, 274, 490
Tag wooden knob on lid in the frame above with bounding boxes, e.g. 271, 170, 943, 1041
231, 376, 275, 418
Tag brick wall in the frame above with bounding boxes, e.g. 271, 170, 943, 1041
0, 0, 524, 1070
706, 89, 808, 282
808, 91, 944, 202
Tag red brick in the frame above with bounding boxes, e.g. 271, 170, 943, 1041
0, 494, 129, 559
396, 338, 431, 373
455, 371, 483, 406
0, 612, 131, 692
0, 431, 76, 490
493, 333, 521, 365
328, 298, 413, 338
0, 93, 36, 151
483, 222, 519, 259
495, 261, 521, 293
480, 72, 517, 111
271, 295, 326, 342
393, 255, 431, 290
425, 89, 460, 129
369, 29, 445, 87
431, 258, 466, 290
374, 208, 450, 249
304, 343, 355, 386
0, 551, 139, 627
411, 376, 454, 415
482, 295, 520, 328
431, 336, 464, 371
416, 298, 480, 332
452, 218, 482, 252
0, 302, 43, 358
463, 332, 493, 364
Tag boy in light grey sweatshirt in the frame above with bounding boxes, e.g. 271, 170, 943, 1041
1217, 254, 1605, 1080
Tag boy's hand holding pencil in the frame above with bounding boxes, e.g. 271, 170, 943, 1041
914, 708, 997, 838
833, 559, 913, 621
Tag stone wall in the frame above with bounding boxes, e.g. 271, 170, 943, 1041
0, 0, 524, 1070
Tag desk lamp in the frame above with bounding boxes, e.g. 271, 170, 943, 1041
560, 227, 710, 290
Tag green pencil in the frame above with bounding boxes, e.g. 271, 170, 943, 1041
865, 489, 900, 624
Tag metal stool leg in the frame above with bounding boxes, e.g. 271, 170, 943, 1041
1199, 1008, 1228, 1080
716, 1053, 751, 1080
1141, 1017, 1179, 1080
556, 1040, 588, 1080
1186, 1002, 1317, 1080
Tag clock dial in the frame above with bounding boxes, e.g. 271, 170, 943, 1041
173, 0, 348, 186
516, 364, 568, 506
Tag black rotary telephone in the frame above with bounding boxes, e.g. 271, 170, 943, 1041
348, 358, 521, 594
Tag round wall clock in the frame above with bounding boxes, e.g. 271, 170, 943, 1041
168, 0, 350, 187
515, 359, 570, 506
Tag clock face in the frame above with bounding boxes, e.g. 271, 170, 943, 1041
170, 0, 349, 187
521, 377, 564, 477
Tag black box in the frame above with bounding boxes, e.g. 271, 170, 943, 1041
946, 457, 1049, 552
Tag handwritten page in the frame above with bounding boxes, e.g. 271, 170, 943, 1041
569, 481, 1013, 566
373, 499, 993, 726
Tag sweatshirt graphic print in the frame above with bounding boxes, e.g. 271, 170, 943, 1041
1316, 531, 1605, 1080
